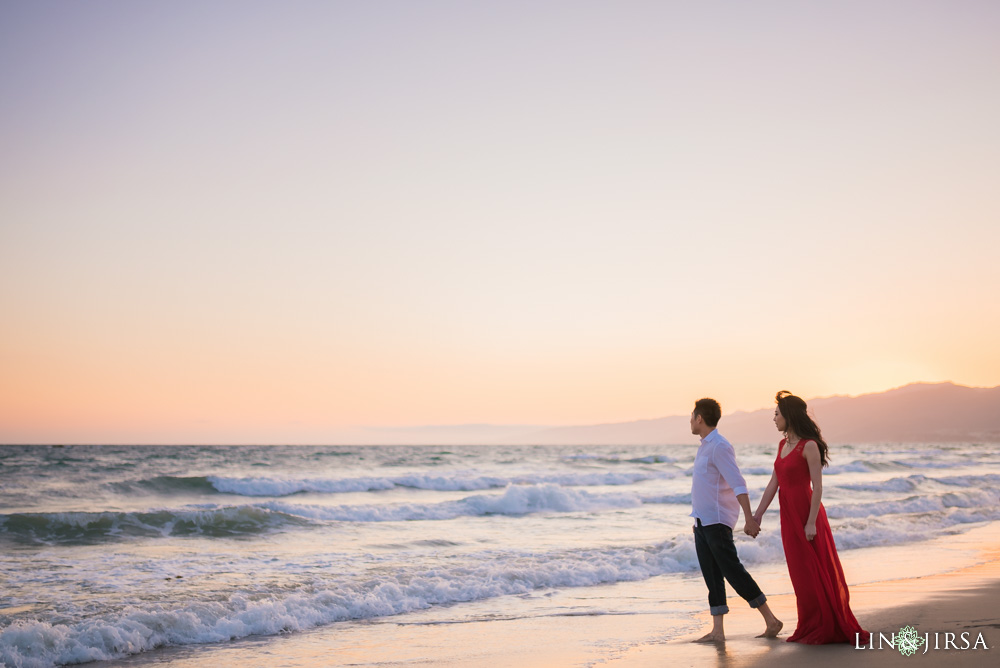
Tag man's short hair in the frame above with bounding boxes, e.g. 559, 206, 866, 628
693, 398, 721, 428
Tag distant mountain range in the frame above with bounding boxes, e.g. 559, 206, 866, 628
359, 382, 1000, 445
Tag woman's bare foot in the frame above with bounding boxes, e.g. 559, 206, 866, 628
756, 619, 783, 638
693, 631, 726, 643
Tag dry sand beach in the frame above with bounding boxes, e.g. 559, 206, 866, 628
97, 522, 999, 668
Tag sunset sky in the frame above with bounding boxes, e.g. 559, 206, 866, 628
2, 1, 999, 444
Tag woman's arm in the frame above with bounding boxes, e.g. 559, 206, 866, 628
753, 471, 779, 523
803, 440, 823, 540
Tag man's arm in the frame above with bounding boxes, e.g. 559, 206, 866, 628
737, 493, 760, 537
714, 444, 760, 537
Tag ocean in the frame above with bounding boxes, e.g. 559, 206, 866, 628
2, 441, 999, 667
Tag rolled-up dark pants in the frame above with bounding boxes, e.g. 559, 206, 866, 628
693, 518, 766, 615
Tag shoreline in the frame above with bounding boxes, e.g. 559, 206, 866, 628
604, 534, 1000, 667
97, 522, 1000, 667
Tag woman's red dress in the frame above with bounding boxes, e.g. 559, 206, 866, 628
775, 438, 870, 644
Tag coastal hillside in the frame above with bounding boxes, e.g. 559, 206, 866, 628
519, 382, 1000, 445
362, 383, 1000, 445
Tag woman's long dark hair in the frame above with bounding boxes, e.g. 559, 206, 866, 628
776, 391, 830, 467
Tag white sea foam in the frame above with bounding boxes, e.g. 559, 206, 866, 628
208, 475, 399, 495
836, 474, 928, 493
202, 458, 980, 499
0, 485, 692, 543
932, 473, 1000, 487
834, 472, 1000, 494
891, 459, 974, 469
825, 488, 1000, 519
834, 473, 1000, 492
738, 456, 986, 478
0, 538, 711, 667
4, 443, 999, 668
560, 454, 677, 464
262, 484, 646, 522
2, 501, 996, 667
741, 466, 775, 476
824, 461, 874, 474
0, 506, 307, 544
638, 492, 692, 505
13, 515, 928, 668
831, 506, 1000, 551
206, 470, 675, 497
743, 460, 876, 476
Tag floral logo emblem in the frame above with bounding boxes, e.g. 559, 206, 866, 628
896, 625, 926, 656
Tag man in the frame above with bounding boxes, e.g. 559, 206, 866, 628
689, 397, 782, 642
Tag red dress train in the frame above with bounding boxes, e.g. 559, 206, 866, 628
775, 438, 870, 644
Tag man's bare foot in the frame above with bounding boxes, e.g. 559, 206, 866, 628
693, 631, 725, 643
756, 619, 783, 638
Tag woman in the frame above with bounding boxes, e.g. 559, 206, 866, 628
752, 391, 869, 644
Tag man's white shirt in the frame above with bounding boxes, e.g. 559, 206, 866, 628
690, 428, 749, 529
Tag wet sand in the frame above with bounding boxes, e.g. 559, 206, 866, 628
604, 551, 1000, 668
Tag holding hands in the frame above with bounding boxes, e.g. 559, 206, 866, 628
743, 510, 765, 538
